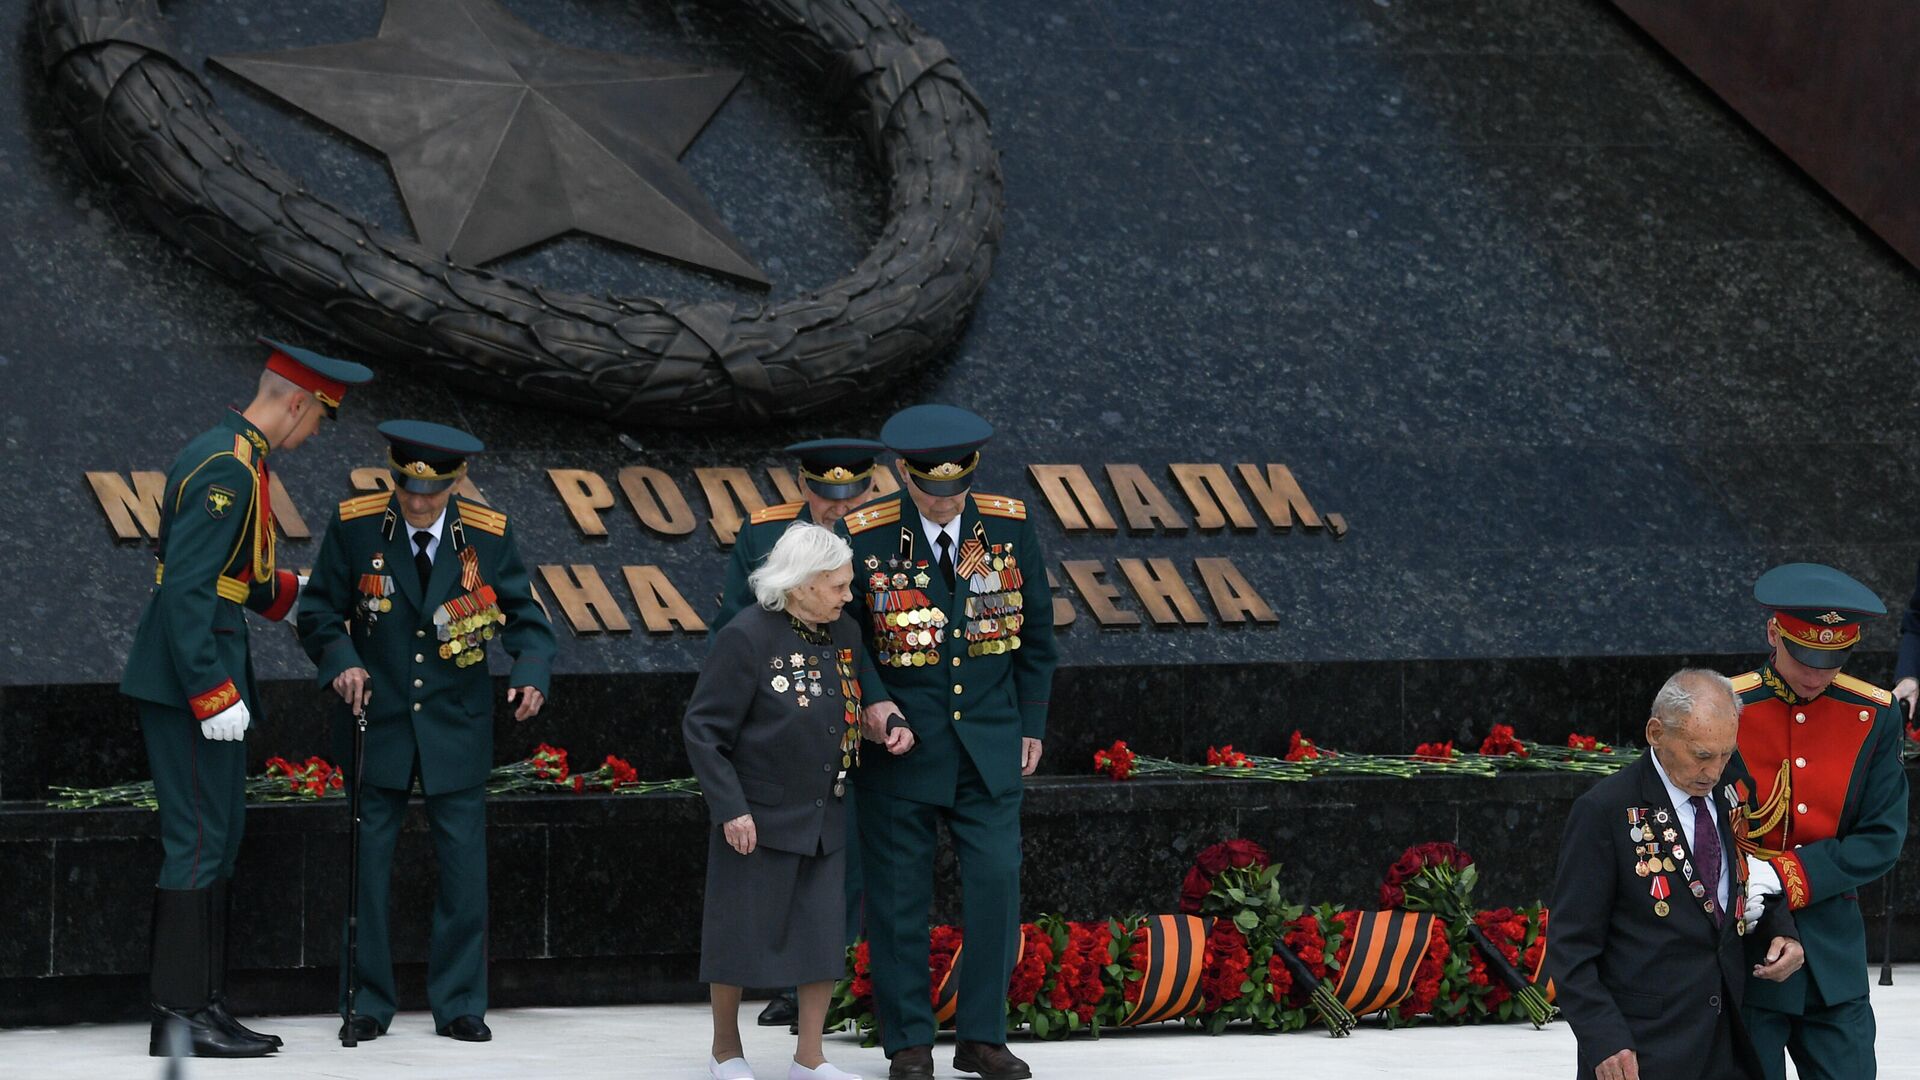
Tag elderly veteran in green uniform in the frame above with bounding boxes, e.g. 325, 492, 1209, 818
715, 439, 886, 632
714, 437, 885, 1030
122, 338, 371, 1058
844, 405, 1057, 1080
297, 421, 556, 1045
1732, 563, 1909, 1080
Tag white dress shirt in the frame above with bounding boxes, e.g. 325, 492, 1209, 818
1648, 751, 1730, 914
407, 508, 447, 566
920, 513, 961, 566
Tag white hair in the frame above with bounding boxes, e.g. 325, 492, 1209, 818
1651, 668, 1740, 731
749, 521, 853, 612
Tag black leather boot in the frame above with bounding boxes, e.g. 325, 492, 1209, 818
205, 879, 282, 1047
148, 887, 275, 1058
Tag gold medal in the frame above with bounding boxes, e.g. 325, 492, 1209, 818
1654, 900, 1669, 917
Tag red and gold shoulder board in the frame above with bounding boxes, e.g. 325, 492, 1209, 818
844, 499, 901, 536
1730, 670, 1763, 695
750, 500, 805, 525
458, 501, 508, 536
231, 434, 254, 466
1832, 672, 1893, 706
338, 492, 391, 522
975, 494, 1027, 520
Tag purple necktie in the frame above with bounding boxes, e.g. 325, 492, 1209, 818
1691, 795, 1723, 927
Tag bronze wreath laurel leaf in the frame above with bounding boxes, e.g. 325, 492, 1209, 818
36, 0, 1004, 427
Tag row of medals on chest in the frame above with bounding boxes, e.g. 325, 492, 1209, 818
864, 554, 1026, 664
356, 550, 501, 668
1629, 807, 1725, 924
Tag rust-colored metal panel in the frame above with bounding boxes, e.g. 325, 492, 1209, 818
1612, 0, 1920, 270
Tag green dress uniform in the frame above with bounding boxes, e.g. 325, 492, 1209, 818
1736, 564, 1910, 1080
297, 422, 555, 1038
844, 407, 1057, 1064
120, 339, 371, 1059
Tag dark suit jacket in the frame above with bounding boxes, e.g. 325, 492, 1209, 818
1548, 751, 1796, 1080
682, 605, 864, 856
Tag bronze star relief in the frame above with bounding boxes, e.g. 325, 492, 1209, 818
212, 0, 768, 284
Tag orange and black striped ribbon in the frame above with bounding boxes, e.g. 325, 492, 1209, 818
1333, 911, 1436, 1016
1119, 914, 1211, 1027
932, 933, 1029, 1027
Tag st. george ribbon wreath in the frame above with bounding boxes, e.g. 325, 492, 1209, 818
35, 0, 1004, 428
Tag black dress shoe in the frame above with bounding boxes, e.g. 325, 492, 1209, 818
149, 1005, 276, 1058
888, 1044, 935, 1079
438, 1015, 492, 1042
954, 1040, 1032, 1080
206, 996, 283, 1048
339, 1015, 382, 1043
757, 989, 798, 1027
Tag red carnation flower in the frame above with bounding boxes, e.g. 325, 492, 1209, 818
1093, 740, 1136, 781
1478, 724, 1528, 758
1284, 730, 1324, 762
1414, 740, 1455, 762
1206, 744, 1252, 768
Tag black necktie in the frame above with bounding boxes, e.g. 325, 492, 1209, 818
413, 529, 434, 589
937, 531, 955, 591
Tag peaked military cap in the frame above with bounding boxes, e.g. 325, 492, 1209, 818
258, 336, 373, 418
881, 405, 993, 497
786, 438, 886, 500
1755, 562, 1887, 670
379, 420, 484, 495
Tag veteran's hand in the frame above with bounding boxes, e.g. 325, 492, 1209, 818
1022, 737, 1044, 776
1595, 1048, 1639, 1080
863, 701, 903, 742
332, 667, 372, 713
1753, 936, 1803, 982
508, 686, 545, 721
884, 724, 915, 755
723, 814, 757, 855
1896, 677, 1919, 720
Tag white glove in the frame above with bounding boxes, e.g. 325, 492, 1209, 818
1743, 856, 1782, 928
200, 700, 251, 741
287, 574, 309, 620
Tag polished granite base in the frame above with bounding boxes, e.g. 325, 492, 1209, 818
5, 765, 1918, 1027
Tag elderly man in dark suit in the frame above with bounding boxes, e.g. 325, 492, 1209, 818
1550, 669, 1805, 1080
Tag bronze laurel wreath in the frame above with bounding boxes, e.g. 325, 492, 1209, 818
36, 0, 1003, 427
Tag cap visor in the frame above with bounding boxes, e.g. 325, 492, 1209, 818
908, 475, 972, 498
391, 472, 458, 495
808, 479, 868, 501
1781, 639, 1851, 670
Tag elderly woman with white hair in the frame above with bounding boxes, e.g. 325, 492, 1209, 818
684, 521, 915, 1080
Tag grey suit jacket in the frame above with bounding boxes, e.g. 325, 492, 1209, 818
682, 605, 863, 856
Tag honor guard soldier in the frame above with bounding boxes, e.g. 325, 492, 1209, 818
846, 405, 1057, 1080
121, 338, 371, 1057
715, 438, 886, 632
1734, 563, 1909, 1080
713, 437, 884, 1030
297, 421, 556, 1044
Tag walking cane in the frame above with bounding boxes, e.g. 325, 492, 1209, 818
341, 699, 368, 1047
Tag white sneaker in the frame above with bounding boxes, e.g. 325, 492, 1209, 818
710, 1055, 754, 1080
789, 1062, 863, 1080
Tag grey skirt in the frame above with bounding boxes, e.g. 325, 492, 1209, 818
698, 831, 846, 988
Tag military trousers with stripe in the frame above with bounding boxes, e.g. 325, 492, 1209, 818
141, 702, 248, 888
857, 752, 1022, 1055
